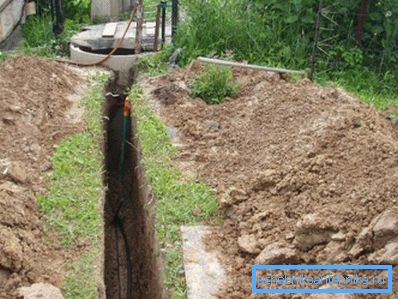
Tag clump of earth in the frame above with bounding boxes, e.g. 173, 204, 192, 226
142, 61, 398, 299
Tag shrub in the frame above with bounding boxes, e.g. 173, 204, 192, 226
190, 65, 239, 104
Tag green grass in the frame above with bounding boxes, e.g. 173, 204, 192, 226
38, 72, 109, 298
138, 46, 173, 76
191, 65, 239, 104
21, 16, 83, 57
0, 51, 7, 62
130, 87, 219, 298
316, 68, 398, 110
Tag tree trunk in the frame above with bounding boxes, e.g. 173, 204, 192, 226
355, 0, 370, 47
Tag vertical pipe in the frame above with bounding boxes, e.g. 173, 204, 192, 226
171, 0, 179, 38
154, 4, 161, 51
161, 0, 167, 47
309, 0, 323, 80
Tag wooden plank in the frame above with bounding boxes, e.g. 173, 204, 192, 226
102, 22, 118, 37
197, 57, 306, 75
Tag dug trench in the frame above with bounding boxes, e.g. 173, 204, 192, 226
103, 73, 163, 299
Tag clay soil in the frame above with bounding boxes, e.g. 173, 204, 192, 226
143, 62, 398, 299
0, 57, 86, 298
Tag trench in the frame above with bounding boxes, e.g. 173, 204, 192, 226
103, 72, 163, 299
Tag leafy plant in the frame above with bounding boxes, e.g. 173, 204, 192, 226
0, 51, 7, 62
65, 0, 91, 21
190, 65, 239, 104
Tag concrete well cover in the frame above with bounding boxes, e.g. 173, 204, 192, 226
71, 21, 172, 52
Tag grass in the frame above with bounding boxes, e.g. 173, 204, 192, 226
130, 87, 219, 298
21, 16, 83, 57
317, 69, 398, 110
191, 65, 239, 104
175, 0, 398, 111
138, 46, 174, 76
37, 72, 109, 298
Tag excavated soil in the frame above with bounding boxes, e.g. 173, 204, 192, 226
0, 57, 86, 298
143, 62, 398, 299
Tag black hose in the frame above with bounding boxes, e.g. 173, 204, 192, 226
114, 212, 133, 299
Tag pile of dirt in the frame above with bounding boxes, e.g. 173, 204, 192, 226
0, 56, 85, 298
143, 62, 398, 298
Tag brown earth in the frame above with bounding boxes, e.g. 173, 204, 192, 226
142, 62, 398, 299
0, 56, 86, 298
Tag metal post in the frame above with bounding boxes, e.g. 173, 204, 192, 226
171, 0, 179, 38
161, 0, 167, 47
154, 4, 161, 51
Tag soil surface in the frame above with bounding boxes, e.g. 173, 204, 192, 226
142, 61, 398, 299
0, 56, 86, 298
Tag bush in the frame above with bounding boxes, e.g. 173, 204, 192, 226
190, 65, 239, 104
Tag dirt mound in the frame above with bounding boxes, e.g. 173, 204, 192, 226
143, 63, 398, 298
0, 56, 85, 298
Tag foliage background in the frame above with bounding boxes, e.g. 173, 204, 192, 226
176, 0, 398, 108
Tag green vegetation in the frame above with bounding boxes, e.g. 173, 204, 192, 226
130, 87, 219, 298
138, 46, 174, 76
0, 51, 7, 62
191, 65, 239, 104
21, 16, 83, 57
176, 0, 398, 109
38, 72, 108, 298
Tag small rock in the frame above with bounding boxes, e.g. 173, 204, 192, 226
348, 224, 373, 258
368, 241, 398, 265
192, 208, 202, 217
255, 242, 299, 264
294, 214, 337, 250
285, 232, 295, 241
372, 207, 398, 249
331, 232, 346, 241
0, 229, 23, 271
238, 234, 261, 254
0, 181, 25, 194
6, 162, 27, 184
252, 170, 280, 191
7, 105, 21, 113
228, 187, 248, 203
18, 283, 64, 299
317, 241, 348, 263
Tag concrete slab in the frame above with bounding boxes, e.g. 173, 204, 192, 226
102, 22, 118, 37
181, 225, 226, 299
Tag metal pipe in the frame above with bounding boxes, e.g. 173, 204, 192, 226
197, 57, 306, 75
161, 0, 167, 47
171, 0, 179, 38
